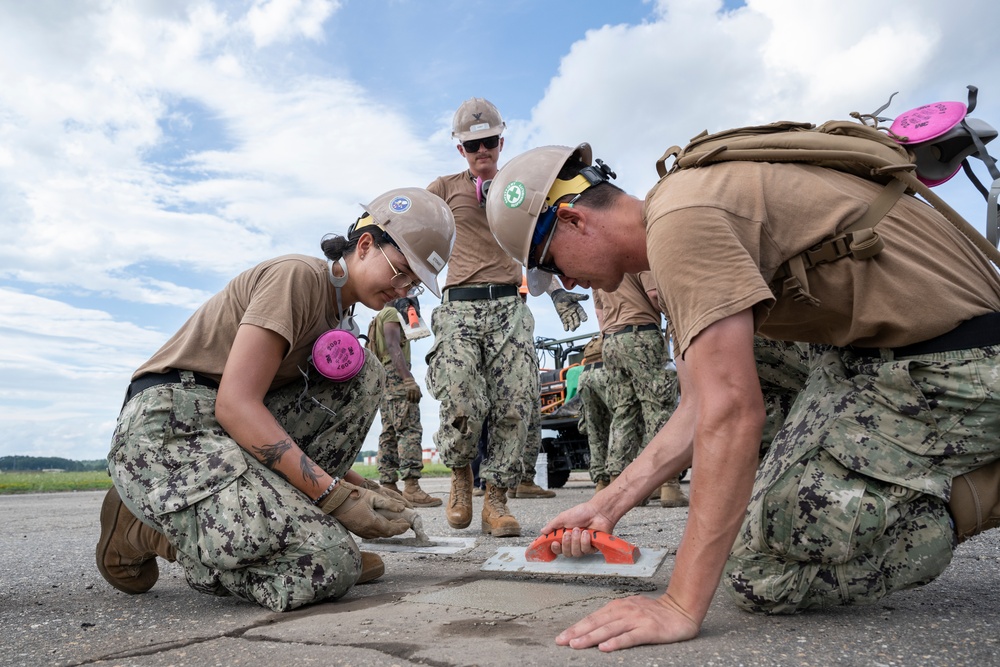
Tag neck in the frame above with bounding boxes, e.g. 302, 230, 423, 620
617, 196, 651, 274
468, 165, 498, 180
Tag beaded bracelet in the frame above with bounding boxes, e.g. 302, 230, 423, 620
314, 477, 340, 506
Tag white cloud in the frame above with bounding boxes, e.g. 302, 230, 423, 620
2, 0, 999, 460
524, 0, 1000, 201
244, 0, 339, 47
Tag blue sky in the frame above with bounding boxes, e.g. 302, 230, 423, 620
1, 0, 998, 461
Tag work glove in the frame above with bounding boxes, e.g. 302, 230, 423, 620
402, 376, 422, 403
361, 478, 413, 508
550, 288, 590, 332
319, 481, 411, 539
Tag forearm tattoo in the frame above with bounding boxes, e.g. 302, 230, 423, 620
300, 454, 322, 487
253, 439, 293, 470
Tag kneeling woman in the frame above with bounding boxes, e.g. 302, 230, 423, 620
98, 188, 455, 611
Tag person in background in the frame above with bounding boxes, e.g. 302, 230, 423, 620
367, 296, 442, 507
576, 333, 614, 493
426, 98, 586, 537
97, 188, 455, 611
593, 272, 687, 508
510, 275, 557, 499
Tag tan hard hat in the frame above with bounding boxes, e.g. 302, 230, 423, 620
359, 188, 456, 298
485, 143, 593, 266
452, 97, 506, 141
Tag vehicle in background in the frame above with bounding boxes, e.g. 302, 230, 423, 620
535, 332, 595, 488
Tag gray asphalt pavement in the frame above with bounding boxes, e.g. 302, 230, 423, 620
2, 474, 999, 667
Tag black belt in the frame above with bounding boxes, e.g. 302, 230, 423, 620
443, 284, 519, 302
851, 312, 1000, 358
606, 323, 661, 337
123, 370, 219, 406
582, 361, 604, 370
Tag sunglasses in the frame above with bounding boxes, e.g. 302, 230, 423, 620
461, 135, 501, 153
377, 244, 424, 296
528, 194, 583, 277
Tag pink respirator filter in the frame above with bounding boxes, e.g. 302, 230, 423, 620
311, 329, 365, 382
890, 101, 968, 186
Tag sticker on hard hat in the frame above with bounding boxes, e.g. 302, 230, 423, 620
503, 181, 526, 208
469, 122, 490, 132
389, 196, 412, 213
427, 250, 445, 271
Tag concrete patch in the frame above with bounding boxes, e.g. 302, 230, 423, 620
402, 579, 602, 615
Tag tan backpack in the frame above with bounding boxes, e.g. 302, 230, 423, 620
653, 118, 1000, 306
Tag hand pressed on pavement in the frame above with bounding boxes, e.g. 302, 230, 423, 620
550, 288, 589, 332
555, 592, 700, 652
319, 481, 410, 539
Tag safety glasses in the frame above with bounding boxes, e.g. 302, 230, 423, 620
528, 193, 582, 277
377, 244, 424, 296
461, 135, 501, 153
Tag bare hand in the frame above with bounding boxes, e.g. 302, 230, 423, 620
555, 592, 700, 651
540, 502, 615, 544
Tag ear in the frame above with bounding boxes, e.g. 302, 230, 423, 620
356, 231, 374, 258
456, 144, 466, 158
555, 202, 585, 232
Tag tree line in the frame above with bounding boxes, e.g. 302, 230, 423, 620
0, 456, 108, 472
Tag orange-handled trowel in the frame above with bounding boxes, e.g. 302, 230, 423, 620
481, 529, 666, 578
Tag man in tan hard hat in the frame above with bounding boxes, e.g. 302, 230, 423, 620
425, 99, 588, 537
485, 142, 1000, 650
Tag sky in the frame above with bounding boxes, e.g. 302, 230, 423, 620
1, 0, 999, 462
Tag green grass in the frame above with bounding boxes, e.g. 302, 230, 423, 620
0, 471, 115, 494
0, 462, 453, 494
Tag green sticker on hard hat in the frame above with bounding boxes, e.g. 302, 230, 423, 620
503, 181, 526, 208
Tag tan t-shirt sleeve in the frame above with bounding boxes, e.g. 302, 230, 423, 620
645, 206, 775, 358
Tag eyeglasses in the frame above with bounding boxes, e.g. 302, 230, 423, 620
461, 135, 501, 153
377, 244, 424, 296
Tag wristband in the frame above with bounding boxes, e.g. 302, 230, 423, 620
314, 477, 340, 506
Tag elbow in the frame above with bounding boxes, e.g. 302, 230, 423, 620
214, 392, 238, 432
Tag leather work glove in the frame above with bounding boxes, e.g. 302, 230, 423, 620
319, 481, 410, 539
361, 478, 413, 508
402, 376, 422, 403
550, 288, 590, 332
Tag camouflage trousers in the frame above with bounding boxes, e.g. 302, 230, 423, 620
725, 345, 1000, 613
377, 363, 425, 483
754, 337, 830, 452
602, 328, 678, 450
578, 365, 618, 482
515, 394, 545, 484
426, 294, 538, 488
107, 359, 383, 612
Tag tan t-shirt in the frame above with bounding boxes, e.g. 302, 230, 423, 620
595, 271, 662, 333
645, 161, 1000, 357
367, 305, 410, 368
134, 255, 342, 390
427, 171, 522, 289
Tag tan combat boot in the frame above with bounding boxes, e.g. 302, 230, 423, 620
660, 477, 690, 508
594, 478, 609, 494
482, 484, 521, 537
512, 479, 556, 499
357, 552, 385, 584
950, 459, 1000, 543
445, 464, 473, 529
403, 477, 443, 507
381, 480, 400, 494
96, 486, 176, 594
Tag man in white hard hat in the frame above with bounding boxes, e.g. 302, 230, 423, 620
425, 98, 589, 537
485, 141, 1000, 650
